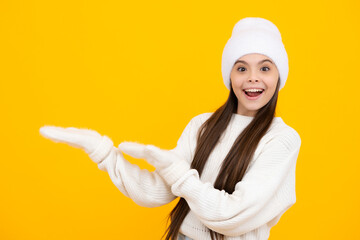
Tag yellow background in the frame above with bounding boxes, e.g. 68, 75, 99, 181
1, 0, 359, 239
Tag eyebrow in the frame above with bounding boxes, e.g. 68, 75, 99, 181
234, 59, 274, 65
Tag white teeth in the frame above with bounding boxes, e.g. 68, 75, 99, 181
244, 89, 263, 92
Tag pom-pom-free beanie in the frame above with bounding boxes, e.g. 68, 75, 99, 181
221, 17, 289, 91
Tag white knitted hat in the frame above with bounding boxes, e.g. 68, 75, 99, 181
221, 17, 289, 91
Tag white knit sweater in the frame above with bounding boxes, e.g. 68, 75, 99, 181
91, 112, 301, 240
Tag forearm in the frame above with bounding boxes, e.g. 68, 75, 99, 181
165, 139, 300, 236
170, 166, 296, 236
90, 137, 176, 208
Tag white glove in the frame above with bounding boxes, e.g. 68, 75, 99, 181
118, 141, 190, 186
39, 126, 114, 164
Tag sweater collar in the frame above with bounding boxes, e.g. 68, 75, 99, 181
231, 113, 283, 126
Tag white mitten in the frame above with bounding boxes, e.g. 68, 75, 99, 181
39, 126, 114, 164
118, 141, 190, 186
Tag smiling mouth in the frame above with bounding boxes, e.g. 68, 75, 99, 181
243, 89, 264, 97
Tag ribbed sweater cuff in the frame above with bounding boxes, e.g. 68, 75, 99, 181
158, 158, 191, 187
88, 136, 113, 164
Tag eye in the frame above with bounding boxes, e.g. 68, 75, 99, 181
237, 67, 246, 72
261, 66, 270, 71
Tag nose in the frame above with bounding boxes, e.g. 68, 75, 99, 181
248, 68, 261, 83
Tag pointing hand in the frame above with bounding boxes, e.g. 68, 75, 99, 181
39, 126, 114, 163
118, 141, 190, 186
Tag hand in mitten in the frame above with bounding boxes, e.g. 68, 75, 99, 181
118, 141, 190, 186
39, 126, 114, 164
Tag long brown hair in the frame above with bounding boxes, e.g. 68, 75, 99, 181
162, 77, 280, 240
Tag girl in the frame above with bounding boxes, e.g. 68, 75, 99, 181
40, 17, 301, 240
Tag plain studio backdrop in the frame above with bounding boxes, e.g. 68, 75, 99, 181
0, 0, 359, 239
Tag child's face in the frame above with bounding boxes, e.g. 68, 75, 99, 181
230, 53, 279, 117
